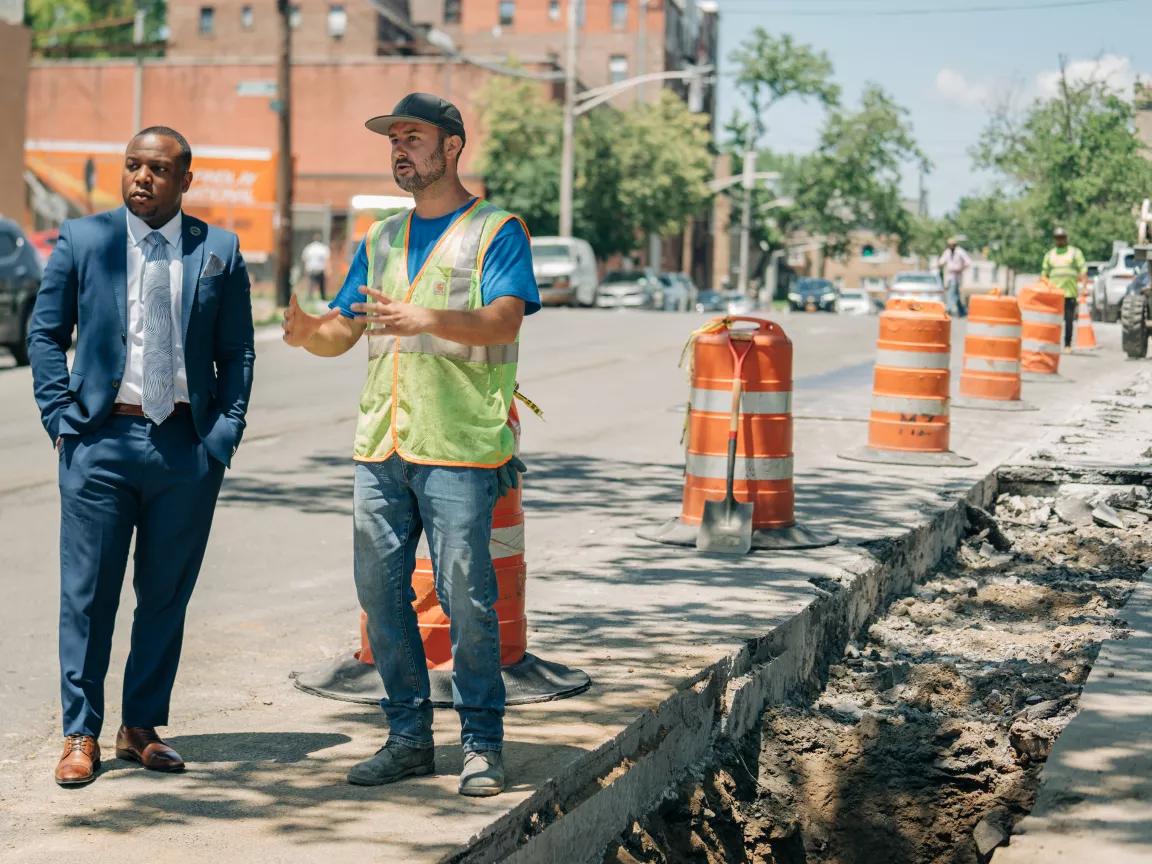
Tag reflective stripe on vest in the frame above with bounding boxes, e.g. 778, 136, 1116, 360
874, 349, 950, 370
354, 200, 522, 466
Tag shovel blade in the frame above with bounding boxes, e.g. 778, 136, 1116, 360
696, 497, 754, 555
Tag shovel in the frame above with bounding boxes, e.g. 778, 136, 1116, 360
696, 331, 755, 555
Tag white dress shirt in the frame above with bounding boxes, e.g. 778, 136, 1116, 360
118, 210, 189, 405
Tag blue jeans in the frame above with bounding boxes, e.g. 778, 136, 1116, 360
353, 455, 505, 753
946, 276, 966, 317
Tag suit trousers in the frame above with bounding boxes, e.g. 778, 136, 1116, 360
57, 412, 225, 737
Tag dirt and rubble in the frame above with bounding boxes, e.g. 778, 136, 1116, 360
603, 484, 1152, 864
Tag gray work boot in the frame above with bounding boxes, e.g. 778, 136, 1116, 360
347, 741, 435, 786
459, 750, 505, 797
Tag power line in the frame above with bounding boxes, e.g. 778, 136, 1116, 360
719, 0, 1136, 17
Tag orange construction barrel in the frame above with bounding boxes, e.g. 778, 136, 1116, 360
839, 299, 975, 467
953, 291, 1036, 412
1018, 282, 1071, 382
291, 407, 591, 707
639, 316, 836, 551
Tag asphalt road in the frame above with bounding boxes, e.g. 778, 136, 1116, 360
0, 308, 878, 762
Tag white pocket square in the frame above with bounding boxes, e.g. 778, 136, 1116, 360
201, 252, 226, 279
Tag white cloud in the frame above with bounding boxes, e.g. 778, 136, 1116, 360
1034, 54, 1143, 99
934, 68, 991, 109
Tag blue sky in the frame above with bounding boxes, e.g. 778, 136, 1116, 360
712, 0, 1148, 215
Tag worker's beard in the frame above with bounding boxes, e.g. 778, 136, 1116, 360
394, 145, 447, 193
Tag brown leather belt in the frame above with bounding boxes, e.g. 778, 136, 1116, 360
111, 402, 191, 418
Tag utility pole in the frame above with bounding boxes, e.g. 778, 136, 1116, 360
558, 0, 578, 237
274, 0, 294, 308
736, 149, 754, 295
132, 1, 145, 132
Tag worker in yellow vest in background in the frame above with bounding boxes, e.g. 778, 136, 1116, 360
1040, 226, 1088, 352
281, 93, 540, 798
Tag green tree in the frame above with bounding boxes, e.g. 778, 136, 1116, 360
26, 0, 166, 57
792, 85, 930, 260
972, 67, 1152, 267
477, 81, 713, 259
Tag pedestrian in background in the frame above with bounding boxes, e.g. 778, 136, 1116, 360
937, 236, 971, 318
1041, 227, 1088, 351
281, 93, 539, 797
28, 127, 255, 787
300, 232, 331, 300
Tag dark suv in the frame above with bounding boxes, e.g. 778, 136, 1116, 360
0, 217, 42, 366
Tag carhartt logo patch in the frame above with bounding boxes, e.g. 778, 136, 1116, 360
433, 282, 447, 296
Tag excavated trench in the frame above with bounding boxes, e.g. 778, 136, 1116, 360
602, 482, 1152, 864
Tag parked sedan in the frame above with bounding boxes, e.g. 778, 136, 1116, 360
837, 288, 874, 315
787, 277, 838, 312
694, 290, 726, 313
656, 272, 694, 312
0, 218, 43, 366
888, 271, 946, 305
595, 269, 658, 309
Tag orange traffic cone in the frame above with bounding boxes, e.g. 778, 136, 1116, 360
839, 299, 975, 467
640, 316, 836, 550
1073, 291, 1099, 353
292, 407, 590, 707
952, 291, 1036, 412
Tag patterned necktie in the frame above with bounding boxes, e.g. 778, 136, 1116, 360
141, 231, 175, 424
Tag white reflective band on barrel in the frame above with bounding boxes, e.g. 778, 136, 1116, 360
415, 523, 525, 561
871, 395, 949, 416
689, 388, 792, 415
1022, 310, 1063, 325
966, 323, 1021, 339
1022, 339, 1060, 353
686, 453, 794, 481
395, 333, 519, 365
963, 357, 1020, 374
874, 349, 950, 370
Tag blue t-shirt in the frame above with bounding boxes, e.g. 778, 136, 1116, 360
330, 199, 540, 318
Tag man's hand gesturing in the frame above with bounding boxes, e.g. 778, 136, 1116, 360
351, 287, 434, 337
282, 295, 340, 348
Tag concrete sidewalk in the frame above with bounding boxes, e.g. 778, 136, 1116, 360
0, 317, 1147, 864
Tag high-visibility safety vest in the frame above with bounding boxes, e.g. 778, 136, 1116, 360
1041, 245, 1086, 299
354, 199, 522, 467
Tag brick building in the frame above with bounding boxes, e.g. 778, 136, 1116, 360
25, 0, 720, 283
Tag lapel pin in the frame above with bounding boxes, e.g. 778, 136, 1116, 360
190, 226, 202, 237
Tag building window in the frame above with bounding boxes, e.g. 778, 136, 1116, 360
198, 6, 214, 35
498, 0, 514, 26
611, 0, 627, 28
327, 3, 347, 37
290, 4, 301, 28
548, 0, 559, 20
609, 54, 628, 85
240, 4, 253, 29
444, 0, 461, 23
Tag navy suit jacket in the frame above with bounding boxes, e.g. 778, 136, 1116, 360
28, 208, 255, 467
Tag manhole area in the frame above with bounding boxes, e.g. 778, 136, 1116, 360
604, 484, 1152, 864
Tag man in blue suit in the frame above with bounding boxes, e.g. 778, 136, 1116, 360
28, 127, 255, 787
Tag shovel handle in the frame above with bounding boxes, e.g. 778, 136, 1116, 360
725, 333, 754, 502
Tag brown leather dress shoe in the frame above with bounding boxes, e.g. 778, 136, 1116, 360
55, 735, 100, 787
115, 726, 185, 772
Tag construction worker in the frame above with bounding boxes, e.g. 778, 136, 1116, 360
937, 235, 972, 318
1040, 227, 1088, 351
281, 93, 540, 797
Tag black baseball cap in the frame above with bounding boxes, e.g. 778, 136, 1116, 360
365, 93, 467, 143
